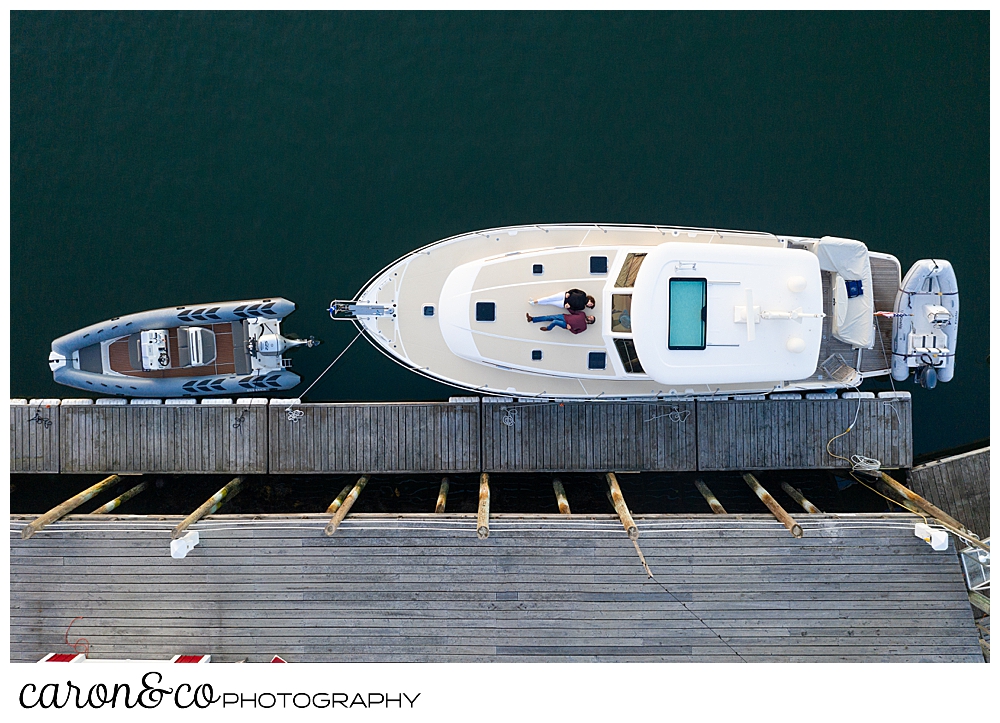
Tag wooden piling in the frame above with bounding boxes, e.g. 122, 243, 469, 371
324, 475, 369, 536
325, 484, 354, 514
874, 476, 989, 552
694, 478, 727, 514
435, 477, 449, 514
89, 481, 149, 514
22, 474, 123, 539
477, 473, 490, 539
743, 473, 803, 538
606, 472, 638, 539
552, 478, 571, 514
969, 591, 990, 615
780, 482, 822, 513
878, 472, 977, 537
172, 476, 244, 540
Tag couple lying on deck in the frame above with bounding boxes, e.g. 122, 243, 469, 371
526, 289, 596, 334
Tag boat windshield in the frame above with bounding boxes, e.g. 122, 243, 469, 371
668, 278, 707, 350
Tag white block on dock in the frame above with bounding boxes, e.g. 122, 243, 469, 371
769, 393, 802, 400
805, 392, 838, 400
732, 394, 767, 400
842, 391, 876, 399
10, 399, 28, 405
130, 399, 162, 405
237, 398, 269, 405
59, 398, 94, 405
165, 398, 198, 405
700, 395, 732, 402
448, 396, 480, 404
878, 391, 912, 400
200, 398, 233, 405
270, 398, 301, 405
29, 399, 63, 406
170, 531, 200, 559
96, 398, 128, 405
482, 397, 515, 404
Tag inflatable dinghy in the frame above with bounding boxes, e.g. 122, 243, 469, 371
891, 260, 959, 388
48, 298, 318, 397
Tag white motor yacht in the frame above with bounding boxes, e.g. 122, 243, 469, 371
330, 224, 958, 398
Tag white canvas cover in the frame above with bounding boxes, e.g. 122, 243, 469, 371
815, 236, 874, 348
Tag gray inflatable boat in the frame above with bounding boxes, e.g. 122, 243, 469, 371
48, 298, 318, 398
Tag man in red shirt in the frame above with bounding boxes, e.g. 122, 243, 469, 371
526, 310, 595, 333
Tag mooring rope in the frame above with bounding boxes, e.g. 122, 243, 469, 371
284, 331, 362, 416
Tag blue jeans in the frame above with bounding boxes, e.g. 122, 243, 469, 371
531, 314, 567, 330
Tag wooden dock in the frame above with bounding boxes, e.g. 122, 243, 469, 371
910, 446, 990, 539
10, 394, 913, 474
9, 512, 981, 662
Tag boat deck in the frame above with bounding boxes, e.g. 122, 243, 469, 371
805, 256, 900, 383
108, 322, 238, 378
10, 513, 982, 662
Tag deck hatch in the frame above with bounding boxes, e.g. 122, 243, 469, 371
475, 302, 496, 322
531, 350, 542, 361
668, 278, 707, 350
588, 352, 607, 369
423, 305, 435, 317
532, 264, 543, 275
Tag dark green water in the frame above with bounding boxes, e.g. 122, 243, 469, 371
11, 11, 989, 456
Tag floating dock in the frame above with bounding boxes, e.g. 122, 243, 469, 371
9, 512, 982, 662
10, 393, 913, 474
910, 446, 991, 539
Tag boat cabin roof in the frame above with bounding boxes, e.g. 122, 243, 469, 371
438, 242, 825, 386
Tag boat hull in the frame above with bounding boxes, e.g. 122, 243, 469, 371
49, 298, 303, 397
891, 260, 959, 384
343, 224, 908, 399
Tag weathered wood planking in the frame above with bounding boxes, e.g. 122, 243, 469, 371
59, 404, 267, 473
13, 395, 913, 474
9, 513, 982, 662
10, 403, 60, 473
910, 447, 990, 539
804, 257, 899, 382
697, 397, 912, 470
268, 402, 480, 473
482, 400, 697, 472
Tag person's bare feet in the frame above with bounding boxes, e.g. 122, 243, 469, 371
526, 313, 533, 322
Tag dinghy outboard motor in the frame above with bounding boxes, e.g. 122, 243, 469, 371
915, 362, 938, 390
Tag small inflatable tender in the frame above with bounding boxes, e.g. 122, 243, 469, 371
48, 298, 319, 397
891, 260, 959, 388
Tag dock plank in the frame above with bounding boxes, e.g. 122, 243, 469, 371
8, 512, 982, 663
909, 447, 990, 539
10, 403, 60, 473
268, 402, 480, 473
483, 400, 696, 472
58, 404, 267, 473
697, 398, 912, 470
